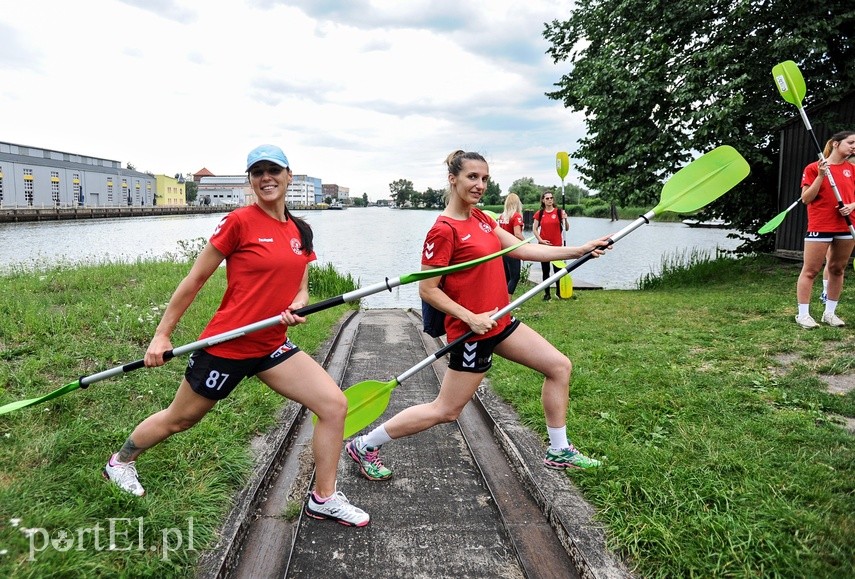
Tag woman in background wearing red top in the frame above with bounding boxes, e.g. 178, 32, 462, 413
346, 150, 611, 484
533, 192, 568, 300
795, 131, 855, 329
103, 144, 369, 527
497, 192, 525, 300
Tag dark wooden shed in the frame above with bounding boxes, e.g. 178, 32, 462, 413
774, 91, 855, 259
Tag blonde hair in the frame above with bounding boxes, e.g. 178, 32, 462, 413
444, 150, 487, 205
501, 193, 523, 223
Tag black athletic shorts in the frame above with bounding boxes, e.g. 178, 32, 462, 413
447, 318, 520, 373
804, 230, 853, 242
185, 339, 301, 400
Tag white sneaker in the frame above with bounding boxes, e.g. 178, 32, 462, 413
822, 312, 846, 327
795, 314, 820, 329
103, 454, 146, 496
304, 490, 369, 527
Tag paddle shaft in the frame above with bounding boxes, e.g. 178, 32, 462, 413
78, 237, 534, 388
395, 211, 653, 385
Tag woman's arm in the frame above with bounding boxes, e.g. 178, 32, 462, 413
145, 242, 225, 366
801, 161, 825, 204
419, 273, 497, 335
280, 266, 311, 326
495, 225, 609, 262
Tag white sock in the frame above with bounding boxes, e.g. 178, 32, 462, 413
825, 299, 838, 315
547, 425, 569, 450
823, 279, 829, 292
798, 303, 810, 317
361, 424, 392, 449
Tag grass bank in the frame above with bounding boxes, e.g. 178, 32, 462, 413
0, 258, 356, 578
492, 253, 854, 577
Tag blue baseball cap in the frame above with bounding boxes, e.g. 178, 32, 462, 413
245, 144, 290, 171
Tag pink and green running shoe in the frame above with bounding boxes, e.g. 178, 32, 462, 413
544, 445, 602, 470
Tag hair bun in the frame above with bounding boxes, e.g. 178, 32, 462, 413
445, 149, 466, 168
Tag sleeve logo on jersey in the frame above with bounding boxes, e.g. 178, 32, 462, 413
290, 238, 303, 255
212, 216, 228, 236
424, 241, 435, 259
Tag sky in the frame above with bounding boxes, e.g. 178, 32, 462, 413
0, 0, 586, 201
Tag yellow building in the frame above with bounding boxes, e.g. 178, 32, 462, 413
154, 174, 187, 206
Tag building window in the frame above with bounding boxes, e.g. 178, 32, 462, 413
0, 165, 4, 205
51, 171, 60, 206
24, 168, 34, 206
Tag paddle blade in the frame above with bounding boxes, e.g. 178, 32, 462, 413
0, 381, 81, 415
551, 260, 573, 299
556, 152, 570, 180
757, 209, 789, 235
772, 61, 806, 107
341, 378, 399, 438
654, 146, 750, 215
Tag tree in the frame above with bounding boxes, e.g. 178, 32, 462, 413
544, 0, 855, 251
422, 187, 444, 208
362, 192, 369, 206
184, 180, 198, 204
482, 180, 502, 205
509, 177, 542, 205
389, 179, 415, 207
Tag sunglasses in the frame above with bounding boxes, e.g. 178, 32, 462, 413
543, 196, 553, 200
249, 165, 285, 178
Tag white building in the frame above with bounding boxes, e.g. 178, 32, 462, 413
197, 175, 249, 207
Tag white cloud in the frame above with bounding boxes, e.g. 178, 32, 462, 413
0, 0, 585, 199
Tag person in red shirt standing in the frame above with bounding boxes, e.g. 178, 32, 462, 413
346, 150, 611, 483
103, 144, 369, 527
795, 131, 855, 329
497, 192, 525, 300
533, 192, 569, 300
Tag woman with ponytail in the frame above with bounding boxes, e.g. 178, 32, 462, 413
795, 131, 855, 328
346, 150, 611, 490
103, 144, 370, 527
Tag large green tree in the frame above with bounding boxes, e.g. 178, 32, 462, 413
389, 178, 415, 207
544, 0, 855, 251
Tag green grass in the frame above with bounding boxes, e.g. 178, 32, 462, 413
0, 257, 356, 578
493, 253, 855, 577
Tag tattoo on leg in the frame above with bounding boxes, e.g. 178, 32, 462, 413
117, 438, 144, 463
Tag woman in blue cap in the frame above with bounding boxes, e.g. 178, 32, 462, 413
103, 144, 369, 527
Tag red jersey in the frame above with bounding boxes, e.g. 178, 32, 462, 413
534, 208, 564, 245
421, 208, 511, 342
801, 161, 855, 232
201, 205, 316, 358
497, 211, 523, 236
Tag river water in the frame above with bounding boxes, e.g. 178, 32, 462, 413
0, 208, 742, 309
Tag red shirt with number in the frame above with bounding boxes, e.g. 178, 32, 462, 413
534, 208, 564, 245
421, 208, 510, 343
801, 161, 855, 232
201, 204, 316, 358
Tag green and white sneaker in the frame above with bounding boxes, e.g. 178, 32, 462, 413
346, 436, 392, 481
544, 446, 602, 470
